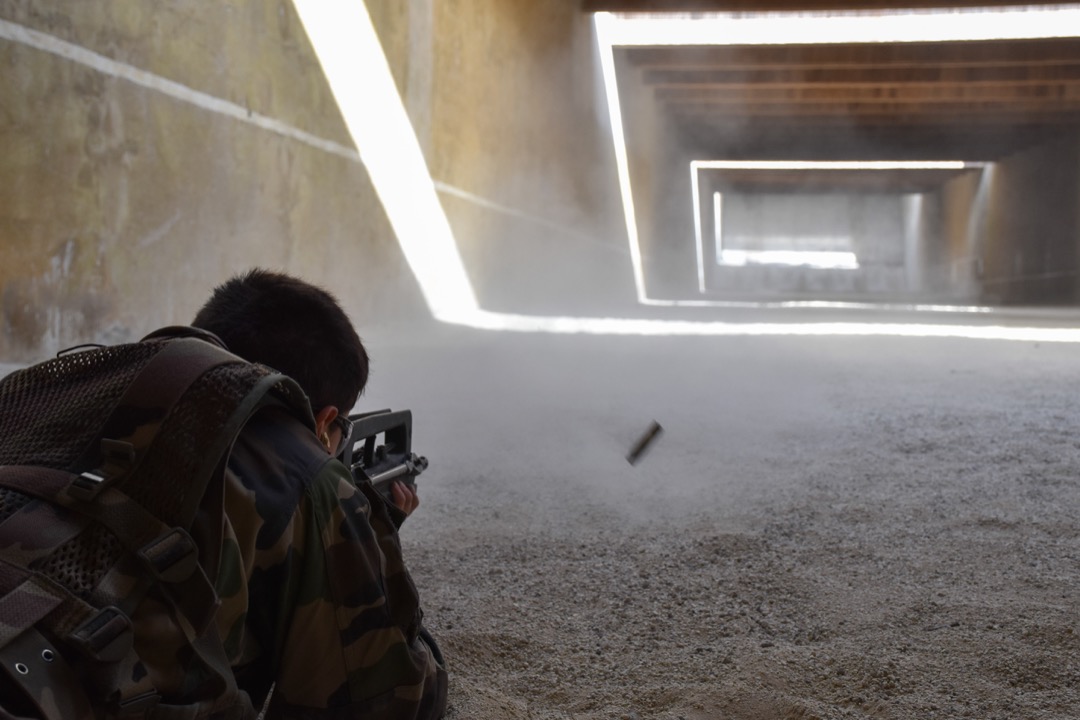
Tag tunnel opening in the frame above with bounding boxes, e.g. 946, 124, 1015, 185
690, 160, 991, 304
597, 6, 1080, 310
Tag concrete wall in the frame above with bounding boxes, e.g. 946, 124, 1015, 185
979, 135, 1080, 304
936, 136, 1080, 305
0, 0, 632, 361
0, 0, 426, 361
616, 50, 697, 300
933, 168, 984, 300
387, 0, 634, 316
902, 192, 934, 294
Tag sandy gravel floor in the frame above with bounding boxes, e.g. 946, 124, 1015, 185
362, 317, 1080, 720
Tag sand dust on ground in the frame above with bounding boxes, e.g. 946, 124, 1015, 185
365, 324, 1079, 720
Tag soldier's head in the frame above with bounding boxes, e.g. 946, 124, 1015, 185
193, 269, 368, 451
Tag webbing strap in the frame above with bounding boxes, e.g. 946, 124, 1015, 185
0, 556, 27, 597
0, 499, 88, 568
0, 466, 244, 715
0, 627, 94, 720
0, 473, 236, 717
176, 372, 302, 528
0, 467, 217, 632
0, 552, 99, 652
70, 336, 244, 488
0, 467, 167, 561
0, 467, 70, 503
0, 570, 65, 648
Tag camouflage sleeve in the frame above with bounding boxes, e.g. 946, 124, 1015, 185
217, 410, 447, 719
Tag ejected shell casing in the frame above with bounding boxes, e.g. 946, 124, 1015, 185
627, 421, 663, 465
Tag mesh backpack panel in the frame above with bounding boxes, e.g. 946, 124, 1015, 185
0, 331, 312, 720
0, 342, 163, 469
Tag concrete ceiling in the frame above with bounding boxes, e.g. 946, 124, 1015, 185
592, 2, 1080, 189
622, 38, 1080, 162
696, 166, 979, 194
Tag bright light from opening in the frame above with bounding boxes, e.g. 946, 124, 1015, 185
292, 0, 478, 323
601, 6, 1080, 46
595, 12, 648, 303
457, 309, 1080, 343
692, 161, 957, 280
719, 250, 860, 269
713, 191, 723, 256
710, 187, 859, 270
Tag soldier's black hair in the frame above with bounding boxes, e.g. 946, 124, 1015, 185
192, 269, 368, 412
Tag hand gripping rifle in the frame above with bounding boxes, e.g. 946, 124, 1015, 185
339, 409, 428, 502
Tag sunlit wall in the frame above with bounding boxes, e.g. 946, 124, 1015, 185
0, 1, 426, 360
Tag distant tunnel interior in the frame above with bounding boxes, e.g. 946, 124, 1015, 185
598, 6, 1080, 308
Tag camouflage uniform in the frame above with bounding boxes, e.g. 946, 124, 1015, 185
0, 333, 444, 718
213, 406, 448, 718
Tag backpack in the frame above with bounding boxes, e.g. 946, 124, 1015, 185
0, 327, 313, 719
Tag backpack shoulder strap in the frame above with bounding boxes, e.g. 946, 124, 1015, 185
71, 329, 314, 530
0, 329, 314, 719
69, 334, 244, 494
140, 325, 229, 349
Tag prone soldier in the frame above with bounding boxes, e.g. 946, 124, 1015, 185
191, 269, 447, 718
0, 268, 446, 719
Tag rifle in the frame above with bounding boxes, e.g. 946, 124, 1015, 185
340, 408, 428, 501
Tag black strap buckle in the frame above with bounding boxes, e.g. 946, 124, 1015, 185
68, 439, 135, 501
68, 606, 133, 663
137, 528, 199, 584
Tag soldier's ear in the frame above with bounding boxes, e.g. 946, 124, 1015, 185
313, 405, 339, 450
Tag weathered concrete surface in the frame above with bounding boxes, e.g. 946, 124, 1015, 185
935, 167, 985, 299
937, 135, 1080, 306
420, 0, 634, 315
616, 46, 697, 300
369, 0, 637, 316
0, 0, 425, 361
979, 135, 1080, 305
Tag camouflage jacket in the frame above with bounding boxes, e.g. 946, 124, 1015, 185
214, 407, 447, 718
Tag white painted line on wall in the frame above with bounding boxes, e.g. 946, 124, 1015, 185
0, 16, 619, 284
2, 20, 609, 252
137, 211, 182, 248
433, 181, 628, 256
0, 17, 361, 163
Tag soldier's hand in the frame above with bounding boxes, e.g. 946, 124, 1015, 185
391, 481, 419, 516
